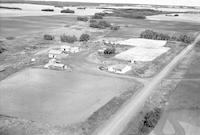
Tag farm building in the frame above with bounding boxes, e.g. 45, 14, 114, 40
44, 59, 66, 70
48, 49, 63, 59
108, 64, 132, 74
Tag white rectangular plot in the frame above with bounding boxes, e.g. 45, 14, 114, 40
115, 47, 170, 62
116, 38, 167, 48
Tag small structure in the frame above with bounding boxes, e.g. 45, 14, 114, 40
44, 59, 67, 70
48, 49, 63, 59
108, 64, 132, 74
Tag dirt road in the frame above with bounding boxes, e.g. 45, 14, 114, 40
94, 34, 200, 135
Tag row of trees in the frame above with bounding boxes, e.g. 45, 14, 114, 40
44, 33, 90, 43
140, 30, 194, 44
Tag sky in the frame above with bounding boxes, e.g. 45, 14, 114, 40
33, 0, 200, 7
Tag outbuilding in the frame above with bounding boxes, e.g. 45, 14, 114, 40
108, 64, 132, 74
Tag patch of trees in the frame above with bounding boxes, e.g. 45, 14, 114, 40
90, 20, 111, 29
91, 14, 103, 19
104, 47, 116, 55
91, 13, 106, 19
139, 108, 162, 134
140, 30, 170, 40
110, 9, 168, 19
77, 16, 89, 22
79, 34, 90, 42
60, 9, 75, 13
41, 9, 54, 12
43, 34, 54, 40
140, 30, 194, 43
60, 34, 77, 43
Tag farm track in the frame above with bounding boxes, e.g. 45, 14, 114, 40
93, 34, 200, 135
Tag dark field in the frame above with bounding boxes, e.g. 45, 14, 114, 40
0, 15, 77, 37
104, 17, 200, 38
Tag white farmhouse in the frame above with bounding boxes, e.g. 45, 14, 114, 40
48, 50, 63, 59
108, 64, 132, 74
70, 47, 79, 53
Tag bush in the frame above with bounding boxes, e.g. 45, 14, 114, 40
110, 25, 120, 30
60, 34, 77, 43
139, 108, 162, 134
61, 9, 75, 13
80, 34, 90, 42
196, 41, 200, 47
77, 16, 89, 22
104, 47, 115, 55
43, 34, 54, 40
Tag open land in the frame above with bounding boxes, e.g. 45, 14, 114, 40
0, 1, 200, 135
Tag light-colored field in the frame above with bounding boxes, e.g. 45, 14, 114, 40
0, 3, 105, 17
147, 13, 200, 24
115, 47, 170, 62
115, 38, 169, 62
0, 68, 134, 125
115, 38, 167, 48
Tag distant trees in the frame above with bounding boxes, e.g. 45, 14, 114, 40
77, 16, 89, 22
79, 34, 90, 42
43, 34, 54, 40
60, 34, 77, 43
41, 9, 54, 12
61, 9, 75, 13
140, 29, 194, 43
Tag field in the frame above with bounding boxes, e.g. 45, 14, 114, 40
0, 68, 135, 125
